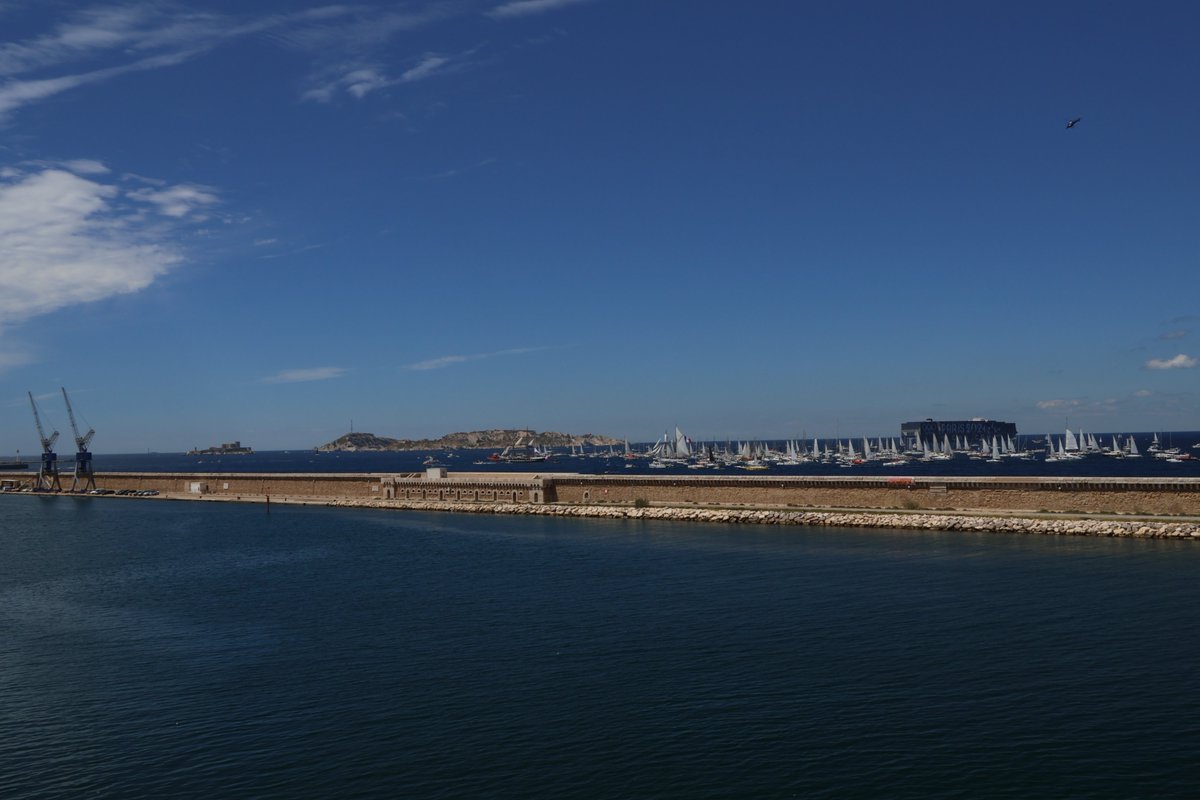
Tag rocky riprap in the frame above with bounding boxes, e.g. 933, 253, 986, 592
327, 500, 1200, 540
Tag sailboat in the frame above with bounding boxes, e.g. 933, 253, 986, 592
491, 433, 551, 463
1104, 435, 1124, 458
674, 427, 691, 458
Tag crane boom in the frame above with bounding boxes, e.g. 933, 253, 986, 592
61, 387, 94, 452
28, 392, 59, 453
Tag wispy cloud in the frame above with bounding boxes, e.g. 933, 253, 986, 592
0, 347, 32, 375
422, 157, 497, 180
1158, 329, 1189, 340
0, 3, 561, 119
262, 366, 346, 384
407, 346, 549, 370
1134, 389, 1153, 397
257, 242, 327, 260
302, 52, 461, 103
0, 47, 201, 118
0, 162, 212, 327
488, 0, 595, 19
1036, 398, 1082, 410
1145, 353, 1197, 370
0, 5, 359, 119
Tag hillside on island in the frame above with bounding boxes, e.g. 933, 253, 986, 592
316, 429, 622, 452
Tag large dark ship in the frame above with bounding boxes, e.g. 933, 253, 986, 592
0, 454, 28, 470
901, 418, 1017, 444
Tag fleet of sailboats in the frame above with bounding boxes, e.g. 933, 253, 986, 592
477, 427, 1195, 470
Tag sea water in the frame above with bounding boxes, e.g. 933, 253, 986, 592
45, 429, 1200, 479
1, 496, 1197, 798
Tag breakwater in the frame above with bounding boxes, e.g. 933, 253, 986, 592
34, 470, 1200, 514
4, 470, 1198, 538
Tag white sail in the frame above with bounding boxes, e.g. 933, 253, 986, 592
674, 427, 690, 458
1128, 436, 1140, 456
862, 438, 872, 458
1064, 428, 1079, 451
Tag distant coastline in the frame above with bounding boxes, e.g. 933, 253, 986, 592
316, 429, 621, 452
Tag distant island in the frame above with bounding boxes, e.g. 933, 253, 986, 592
188, 441, 254, 456
315, 429, 622, 452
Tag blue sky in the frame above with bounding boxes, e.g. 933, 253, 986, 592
0, 0, 1197, 452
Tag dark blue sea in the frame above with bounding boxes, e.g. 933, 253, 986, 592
42, 430, 1200, 478
2, 496, 1197, 798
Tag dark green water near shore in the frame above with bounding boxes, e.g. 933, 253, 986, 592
2, 496, 1197, 798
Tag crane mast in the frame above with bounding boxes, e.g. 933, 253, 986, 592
61, 387, 95, 492
28, 392, 62, 492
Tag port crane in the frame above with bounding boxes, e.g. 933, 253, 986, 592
28, 391, 62, 492
62, 387, 95, 492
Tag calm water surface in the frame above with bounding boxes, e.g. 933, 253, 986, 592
1, 496, 1197, 798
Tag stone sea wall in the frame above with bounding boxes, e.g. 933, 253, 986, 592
551, 476, 1200, 516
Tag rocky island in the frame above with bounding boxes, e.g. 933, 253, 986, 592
315, 429, 622, 452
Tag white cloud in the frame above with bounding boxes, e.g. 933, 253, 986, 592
127, 183, 219, 218
0, 165, 211, 327
1036, 398, 1082, 410
407, 346, 548, 370
262, 367, 346, 384
1134, 389, 1153, 397
488, 0, 595, 19
0, 347, 33, 374
343, 67, 390, 99
1159, 329, 1189, 340
61, 158, 110, 175
1145, 353, 1197, 370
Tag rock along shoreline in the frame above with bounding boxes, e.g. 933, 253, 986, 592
311, 498, 1199, 539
